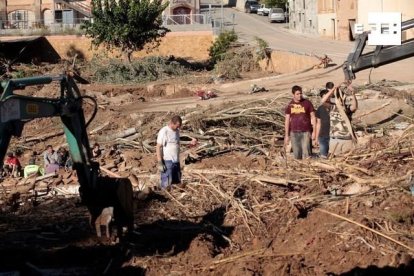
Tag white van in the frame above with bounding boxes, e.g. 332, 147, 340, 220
268, 8, 285, 23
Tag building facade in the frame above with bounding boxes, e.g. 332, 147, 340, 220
336, 0, 357, 41
0, 0, 92, 29
163, 0, 201, 24
289, 0, 318, 35
294, 0, 412, 41
0, 0, 204, 28
357, 0, 414, 40
317, 0, 357, 41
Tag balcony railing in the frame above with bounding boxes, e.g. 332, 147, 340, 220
0, 10, 234, 36
163, 14, 209, 25
0, 18, 91, 36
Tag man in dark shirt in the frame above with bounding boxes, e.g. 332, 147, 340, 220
315, 89, 332, 158
320, 81, 358, 155
284, 85, 316, 159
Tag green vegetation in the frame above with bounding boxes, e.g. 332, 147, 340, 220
90, 56, 190, 84
209, 30, 238, 64
212, 36, 270, 80
254, 36, 270, 61
214, 48, 258, 79
82, 0, 169, 62
264, 0, 288, 8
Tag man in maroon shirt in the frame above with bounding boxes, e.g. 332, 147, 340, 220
284, 85, 316, 159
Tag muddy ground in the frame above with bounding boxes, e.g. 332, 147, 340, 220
1, 66, 414, 275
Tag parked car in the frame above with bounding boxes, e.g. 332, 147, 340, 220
245, 1, 261, 13
268, 8, 285, 23
257, 4, 271, 16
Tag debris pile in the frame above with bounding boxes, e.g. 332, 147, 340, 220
0, 81, 414, 274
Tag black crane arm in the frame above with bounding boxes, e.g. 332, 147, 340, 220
343, 18, 414, 80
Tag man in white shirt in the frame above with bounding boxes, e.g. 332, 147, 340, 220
156, 115, 182, 189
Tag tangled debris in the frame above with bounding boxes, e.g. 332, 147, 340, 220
1, 81, 414, 275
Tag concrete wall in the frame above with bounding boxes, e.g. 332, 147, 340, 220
0, 0, 6, 21
235, 0, 246, 12
41, 31, 214, 61
259, 50, 320, 74
357, 0, 414, 39
289, 0, 318, 34
318, 13, 336, 39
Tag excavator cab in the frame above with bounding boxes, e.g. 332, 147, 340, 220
0, 74, 134, 234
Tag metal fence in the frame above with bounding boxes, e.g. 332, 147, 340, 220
0, 18, 89, 36
162, 11, 235, 34
0, 18, 90, 29
163, 14, 209, 26
0, 10, 235, 36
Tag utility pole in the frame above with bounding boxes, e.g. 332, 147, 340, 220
221, 0, 224, 32
285, 1, 289, 27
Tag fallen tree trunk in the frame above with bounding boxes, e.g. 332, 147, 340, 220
24, 131, 64, 143
97, 127, 140, 142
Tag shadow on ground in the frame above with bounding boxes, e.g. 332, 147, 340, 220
334, 259, 414, 276
0, 193, 232, 275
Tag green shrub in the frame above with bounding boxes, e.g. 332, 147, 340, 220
90, 56, 189, 84
214, 48, 258, 79
209, 30, 238, 64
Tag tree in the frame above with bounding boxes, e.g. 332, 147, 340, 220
82, 0, 170, 62
264, 0, 288, 8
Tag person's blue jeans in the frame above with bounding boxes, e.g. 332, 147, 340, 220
318, 136, 330, 158
290, 132, 311, 159
160, 161, 181, 189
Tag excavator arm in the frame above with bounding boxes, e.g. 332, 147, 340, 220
343, 18, 414, 80
0, 75, 133, 232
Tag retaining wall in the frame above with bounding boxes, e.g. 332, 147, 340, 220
259, 50, 320, 74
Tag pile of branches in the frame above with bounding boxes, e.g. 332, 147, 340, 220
129, 146, 414, 272
214, 47, 260, 79
181, 96, 290, 155
89, 56, 208, 84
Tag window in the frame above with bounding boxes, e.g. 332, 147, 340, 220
303, 0, 306, 9
9, 10, 29, 29
12, 10, 28, 21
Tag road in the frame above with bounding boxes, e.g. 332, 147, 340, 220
218, 8, 353, 61
131, 8, 414, 112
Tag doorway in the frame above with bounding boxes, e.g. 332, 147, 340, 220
348, 19, 356, 41
172, 7, 191, 24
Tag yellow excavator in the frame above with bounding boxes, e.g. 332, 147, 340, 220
0, 74, 133, 233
